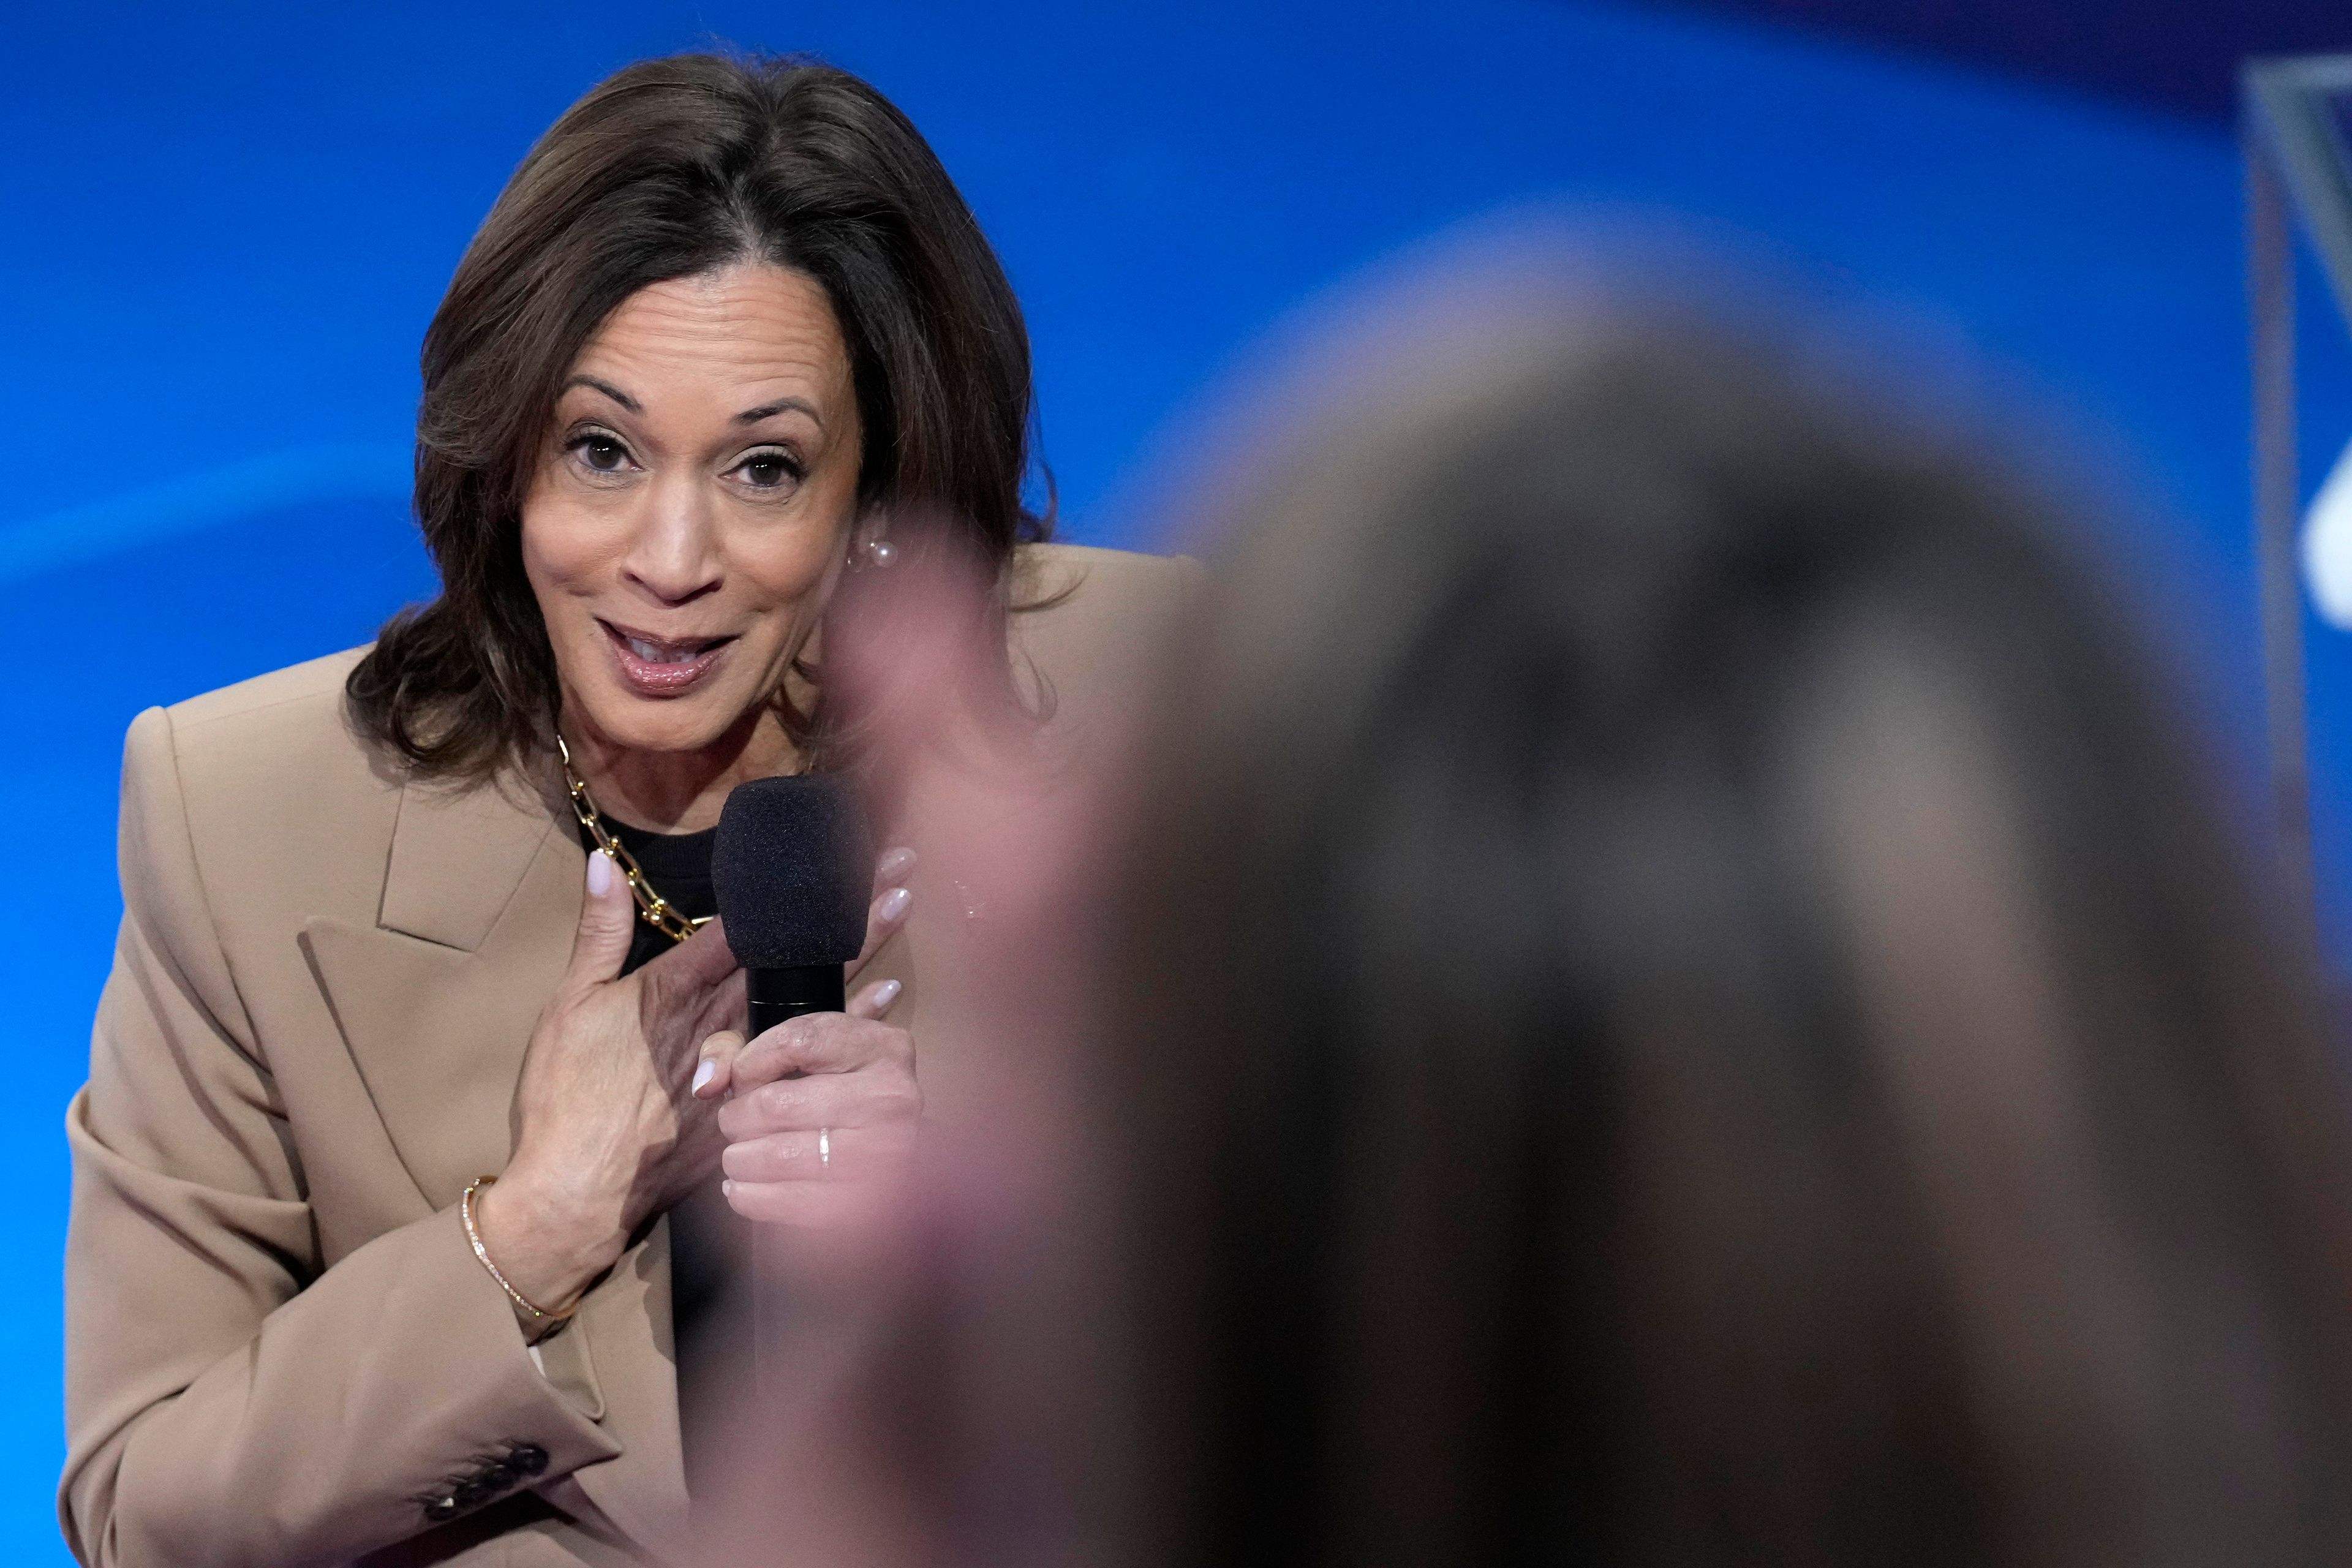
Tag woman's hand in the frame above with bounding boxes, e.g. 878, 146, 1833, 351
471, 849, 743, 1314
692, 979, 918, 1227
475, 843, 919, 1309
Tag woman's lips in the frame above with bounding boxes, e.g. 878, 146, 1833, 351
598, 620, 734, 695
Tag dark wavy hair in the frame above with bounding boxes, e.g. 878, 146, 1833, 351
1099, 309, 2352, 1564
347, 53, 1050, 781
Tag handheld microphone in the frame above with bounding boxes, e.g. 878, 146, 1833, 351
713, 774, 874, 1035
712, 774, 875, 1401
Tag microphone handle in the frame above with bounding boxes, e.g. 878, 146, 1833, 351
745, 962, 845, 1405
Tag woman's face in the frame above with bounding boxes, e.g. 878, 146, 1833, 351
522, 261, 865, 758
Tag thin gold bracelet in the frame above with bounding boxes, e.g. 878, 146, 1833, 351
461, 1176, 575, 1324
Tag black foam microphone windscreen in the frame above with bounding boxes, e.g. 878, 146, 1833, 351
713, 774, 874, 972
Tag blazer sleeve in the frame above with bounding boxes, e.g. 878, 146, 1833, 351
60, 707, 620, 1568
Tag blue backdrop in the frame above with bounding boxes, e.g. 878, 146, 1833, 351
0, 0, 2279, 1556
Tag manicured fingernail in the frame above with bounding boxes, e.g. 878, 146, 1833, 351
722, 1179, 736, 1198
871, 978, 903, 1011
877, 845, 917, 882
692, 1060, 717, 1095
877, 886, 912, 923
586, 848, 615, 897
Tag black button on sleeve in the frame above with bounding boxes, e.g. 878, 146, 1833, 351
419, 1439, 551, 1527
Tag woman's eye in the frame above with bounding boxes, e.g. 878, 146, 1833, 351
564, 432, 633, 475
578, 436, 630, 472
737, 452, 799, 490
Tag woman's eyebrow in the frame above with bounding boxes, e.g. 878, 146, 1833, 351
562, 374, 640, 412
736, 396, 821, 427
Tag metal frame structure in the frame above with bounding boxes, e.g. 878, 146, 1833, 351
2241, 53, 2352, 930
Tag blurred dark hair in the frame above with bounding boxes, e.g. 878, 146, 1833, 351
347, 52, 1049, 782
1104, 305, 2352, 1565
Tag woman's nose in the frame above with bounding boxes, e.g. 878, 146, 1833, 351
622, 473, 722, 606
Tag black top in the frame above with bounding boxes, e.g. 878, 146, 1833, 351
577, 815, 736, 1498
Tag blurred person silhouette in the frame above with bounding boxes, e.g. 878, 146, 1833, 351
703, 279, 2352, 1568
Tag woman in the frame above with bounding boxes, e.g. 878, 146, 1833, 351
61, 53, 1191, 1568
717, 290, 2352, 1565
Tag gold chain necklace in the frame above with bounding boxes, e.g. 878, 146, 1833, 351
556, 733, 709, 943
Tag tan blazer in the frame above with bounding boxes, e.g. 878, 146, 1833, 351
61, 543, 1195, 1568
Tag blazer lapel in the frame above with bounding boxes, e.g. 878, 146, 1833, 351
300, 772, 575, 1210
380, 771, 573, 952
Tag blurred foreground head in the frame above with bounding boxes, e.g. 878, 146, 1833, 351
1101, 290, 2352, 1566
707, 279, 2352, 1568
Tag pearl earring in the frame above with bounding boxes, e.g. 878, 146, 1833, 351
857, 537, 897, 570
